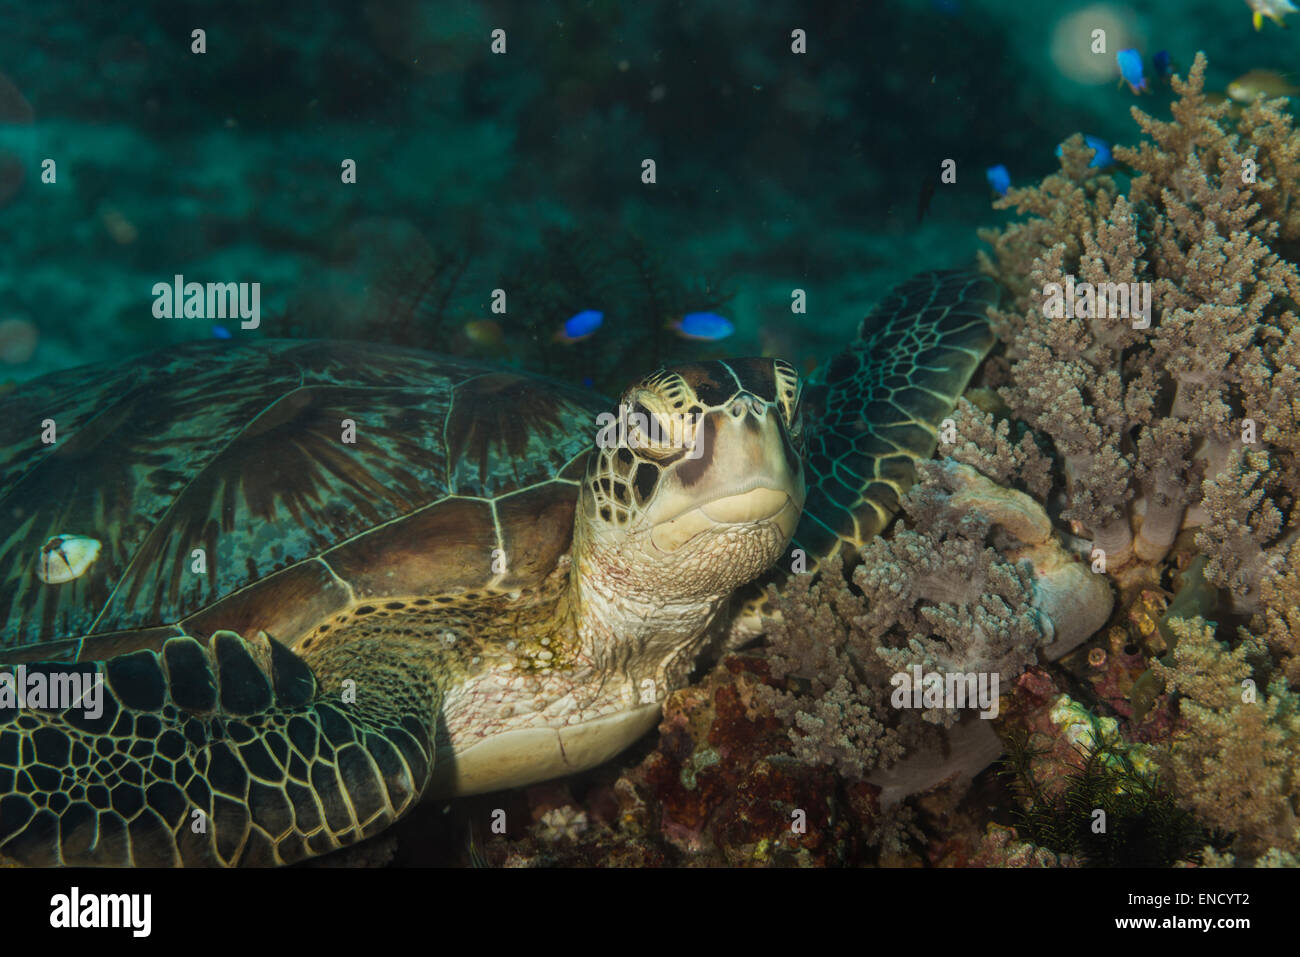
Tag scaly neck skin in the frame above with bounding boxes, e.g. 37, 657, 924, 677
568, 521, 728, 701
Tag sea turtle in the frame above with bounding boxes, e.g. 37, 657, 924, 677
0, 270, 995, 866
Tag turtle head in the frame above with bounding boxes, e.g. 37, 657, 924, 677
579, 358, 806, 603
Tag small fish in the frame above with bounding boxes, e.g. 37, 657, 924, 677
986, 164, 1011, 197
1247, 0, 1297, 30
1055, 135, 1114, 169
1152, 50, 1174, 80
211, 325, 232, 339
554, 309, 603, 343
463, 318, 504, 349
37, 534, 102, 584
669, 311, 734, 341
1227, 69, 1300, 103
1117, 49, 1147, 95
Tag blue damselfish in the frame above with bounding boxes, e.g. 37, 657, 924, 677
670, 312, 734, 341
986, 164, 1010, 197
1118, 49, 1147, 94
1056, 135, 1113, 169
556, 309, 604, 343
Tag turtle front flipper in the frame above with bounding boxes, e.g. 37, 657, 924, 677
0, 630, 436, 866
792, 269, 998, 566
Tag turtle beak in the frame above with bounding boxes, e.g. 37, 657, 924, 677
648, 394, 805, 553
651, 486, 800, 552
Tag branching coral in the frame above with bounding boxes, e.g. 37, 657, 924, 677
1258, 539, 1300, 688
755, 555, 914, 781
939, 397, 1055, 508
979, 53, 1299, 585
862, 460, 1081, 699
757, 458, 1112, 791
865, 459, 1112, 665
1151, 616, 1300, 859
1195, 448, 1287, 611
971, 55, 1300, 862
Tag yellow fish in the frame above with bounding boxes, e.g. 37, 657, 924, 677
463, 319, 505, 350
1227, 68, 1300, 103
1246, 0, 1298, 30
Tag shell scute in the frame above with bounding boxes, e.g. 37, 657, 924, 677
0, 341, 604, 656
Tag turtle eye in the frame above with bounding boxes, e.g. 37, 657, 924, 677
626, 400, 680, 456
787, 392, 804, 440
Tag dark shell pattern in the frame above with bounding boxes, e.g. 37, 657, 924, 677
784, 270, 997, 565
0, 340, 601, 665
